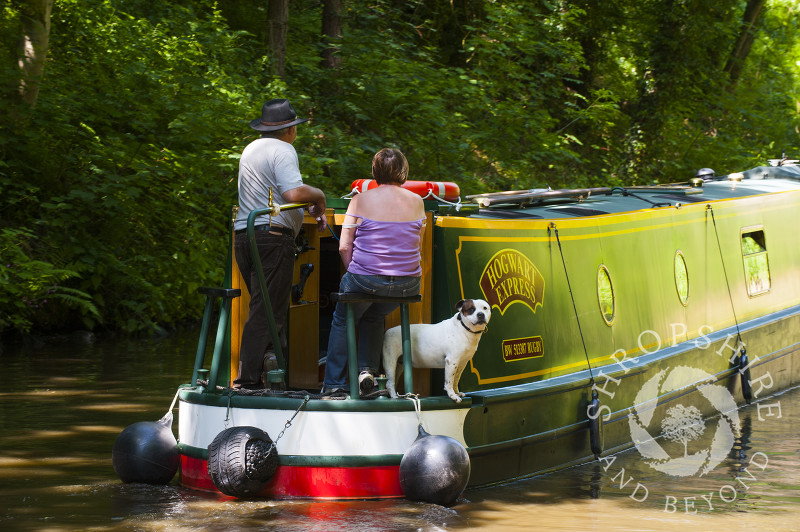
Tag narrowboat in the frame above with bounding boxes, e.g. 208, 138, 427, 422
113, 160, 800, 501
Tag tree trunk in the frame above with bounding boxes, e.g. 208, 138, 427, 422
321, 0, 343, 69
268, 0, 289, 77
16, 0, 54, 107
723, 0, 766, 86
438, 0, 484, 67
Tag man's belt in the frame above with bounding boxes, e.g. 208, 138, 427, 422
235, 225, 294, 236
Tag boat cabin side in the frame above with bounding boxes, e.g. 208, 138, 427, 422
221, 165, 800, 400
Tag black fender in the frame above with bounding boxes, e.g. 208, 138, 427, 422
739, 348, 752, 404
399, 424, 470, 506
112, 416, 178, 484
207, 426, 279, 498
588, 390, 604, 458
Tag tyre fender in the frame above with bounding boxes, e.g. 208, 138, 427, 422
207, 426, 279, 498
588, 390, 604, 458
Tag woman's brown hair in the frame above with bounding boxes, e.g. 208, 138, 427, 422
371, 148, 409, 185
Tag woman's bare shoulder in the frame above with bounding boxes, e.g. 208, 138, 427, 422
400, 188, 425, 216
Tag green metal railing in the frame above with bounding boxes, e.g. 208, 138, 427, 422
242, 202, 307, 386
192, 287, 241, 389
193, 199, 420, 399
191, 199, 306, 391
191, 226, 238, 390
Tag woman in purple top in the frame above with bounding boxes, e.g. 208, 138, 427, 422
322, 148, 425, 395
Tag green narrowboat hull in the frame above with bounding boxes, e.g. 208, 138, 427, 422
462, 305, 800, 485
176, 163, 800, 499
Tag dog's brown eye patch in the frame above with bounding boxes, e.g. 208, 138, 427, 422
461, 300, 476, 315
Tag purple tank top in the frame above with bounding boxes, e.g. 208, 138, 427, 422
348, 217, 423, 277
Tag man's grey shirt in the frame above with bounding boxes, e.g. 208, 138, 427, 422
235, 137, 304, 234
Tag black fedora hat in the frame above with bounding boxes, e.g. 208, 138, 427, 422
249, 99, 309, 132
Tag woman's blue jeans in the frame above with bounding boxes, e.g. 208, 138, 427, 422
323, 272, 421, 389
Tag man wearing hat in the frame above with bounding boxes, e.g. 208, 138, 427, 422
233, 99, 327, 390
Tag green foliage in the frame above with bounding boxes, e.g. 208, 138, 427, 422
294, 1, 604, 193
0, 0, 280, 336
0, 227, 98, 332
706, 0, 800, 168
1, 0, 798, 338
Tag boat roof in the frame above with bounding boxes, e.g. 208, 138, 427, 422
448, 165, 800, 220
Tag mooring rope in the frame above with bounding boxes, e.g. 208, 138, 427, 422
707, 204, 745, 351
159, 387, 183, 423
421, 189, 463, 208
549, 222, 595, 384
404, 393, 424, 427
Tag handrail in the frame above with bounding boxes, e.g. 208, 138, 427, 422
245, 200, 308, 385
192, 287, 241, 389
193, 225, 238, 390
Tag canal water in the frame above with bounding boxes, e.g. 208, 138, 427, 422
1, 331, 798, 531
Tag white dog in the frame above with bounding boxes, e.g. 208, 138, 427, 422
381, 299, 491, 402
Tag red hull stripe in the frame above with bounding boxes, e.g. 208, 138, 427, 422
180, 455, 404, 499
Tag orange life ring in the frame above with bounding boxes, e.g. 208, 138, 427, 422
349, 179, 460, 202
424, 181, 460, 202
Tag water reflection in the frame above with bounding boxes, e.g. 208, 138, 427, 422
729, 411, 752, 475
1, 332, 799, 531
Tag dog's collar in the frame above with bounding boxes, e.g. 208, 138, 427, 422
458, 314, 487, 334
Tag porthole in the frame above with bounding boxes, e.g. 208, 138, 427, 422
674, 251, 689, 305
597, 265, 615, 325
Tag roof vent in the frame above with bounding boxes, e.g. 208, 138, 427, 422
696, 168, 715, 181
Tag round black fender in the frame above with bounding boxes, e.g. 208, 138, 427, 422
588, 390, 604, 458
207, 426, 279, 498
399, 425, 471, 506
112, 415, 179, 485
739, 348, 752, 404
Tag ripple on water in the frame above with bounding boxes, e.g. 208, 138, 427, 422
1, 334, 799, 531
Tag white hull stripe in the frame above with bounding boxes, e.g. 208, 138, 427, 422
178, 401, 468, 456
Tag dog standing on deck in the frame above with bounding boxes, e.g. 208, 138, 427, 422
381, 299, 491, 402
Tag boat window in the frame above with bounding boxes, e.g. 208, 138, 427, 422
741, 228, 771, 296
674, 251, 689, 305
597, 265, 615, 325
